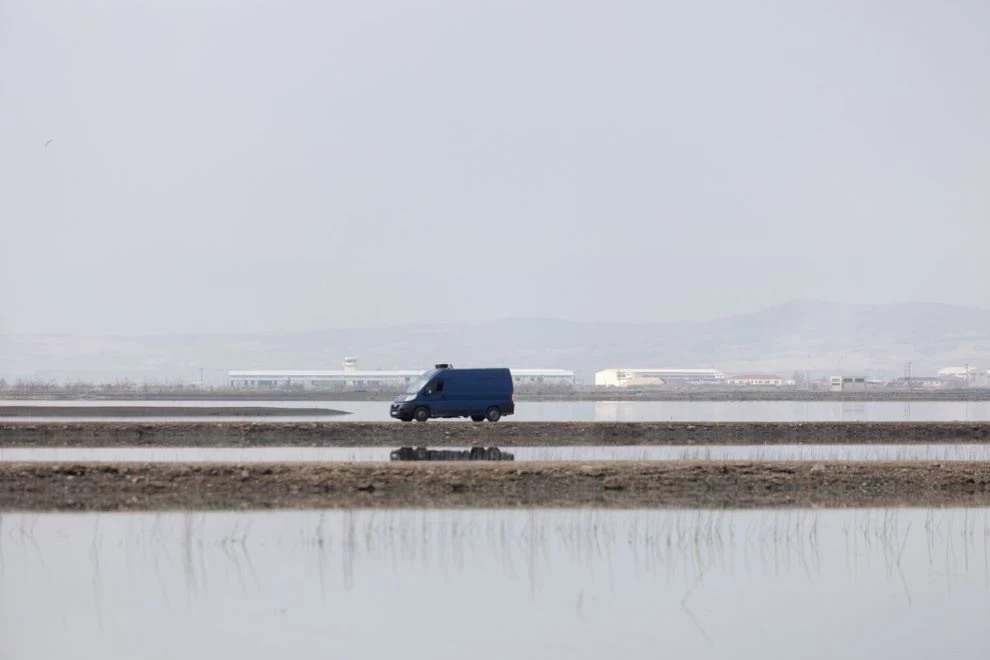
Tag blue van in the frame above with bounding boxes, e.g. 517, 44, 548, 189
390, 364, 515, 423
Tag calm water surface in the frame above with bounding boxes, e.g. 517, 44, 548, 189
4, 444, 990, 463
1, 507, 988, 659
5, 399, 990, 422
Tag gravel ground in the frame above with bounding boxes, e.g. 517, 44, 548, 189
3, 420, 990, 447
2, 460, 990, 511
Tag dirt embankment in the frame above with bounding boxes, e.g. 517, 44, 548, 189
2, 421, 990, 447
0, 406, 346, 418
2, 461, 990, 511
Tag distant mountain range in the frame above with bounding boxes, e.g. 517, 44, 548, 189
2, 300, 989, 384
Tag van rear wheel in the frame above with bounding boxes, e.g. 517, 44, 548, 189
413, 407, 430, 423
485, 407, 501, 422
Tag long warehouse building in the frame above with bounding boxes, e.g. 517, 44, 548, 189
229, 363, 575, 389
595, 368, 725, 387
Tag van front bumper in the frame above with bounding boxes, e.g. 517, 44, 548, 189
390, 402, 413, 418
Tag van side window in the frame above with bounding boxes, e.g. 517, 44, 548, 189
434, 379, 444, 393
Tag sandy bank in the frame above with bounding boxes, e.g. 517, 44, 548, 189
2, 421, 990, 447
2, 461, 989, 511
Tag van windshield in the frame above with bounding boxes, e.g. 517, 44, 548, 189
404, 375, 431, 394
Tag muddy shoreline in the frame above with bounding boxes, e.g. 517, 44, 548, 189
2, 461, 990, 511
0, 405, 347, 418
3, 421, 990, 447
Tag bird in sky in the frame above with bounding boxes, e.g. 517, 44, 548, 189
44, 139, 55, 147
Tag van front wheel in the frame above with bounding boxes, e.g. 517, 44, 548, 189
485, 407, 501, 422
413, 407, 430, 423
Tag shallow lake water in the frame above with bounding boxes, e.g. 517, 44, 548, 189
4, 444, 990, 463
1, 507, 988, 659
5, 399, 990, 422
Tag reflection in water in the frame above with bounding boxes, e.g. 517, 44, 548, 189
1, 508, 989, 659
5, 444, 990, 463
7, 399, 990, 422
589, 400, 990, 423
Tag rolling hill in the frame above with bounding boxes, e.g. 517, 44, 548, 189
2, 300, 989, 384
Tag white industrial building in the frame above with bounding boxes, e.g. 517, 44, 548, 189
829, 375, 867, 392
726, 373, 785, 387
228, 359, 574, 389
506, 369, 575, 386
229, 369, 423, 389
937, 366, 988, 386
594, 368, 725, 387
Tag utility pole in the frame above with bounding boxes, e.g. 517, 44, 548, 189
905, 361, 912, 390
199, 367, 204, 388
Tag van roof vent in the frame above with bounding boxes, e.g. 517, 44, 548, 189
435, 363, 452, 369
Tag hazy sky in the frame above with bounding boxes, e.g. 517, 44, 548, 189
2, 0, 989, 334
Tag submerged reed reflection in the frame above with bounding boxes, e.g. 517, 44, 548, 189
2, 508, 989, 597
2, 508, 989, 660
